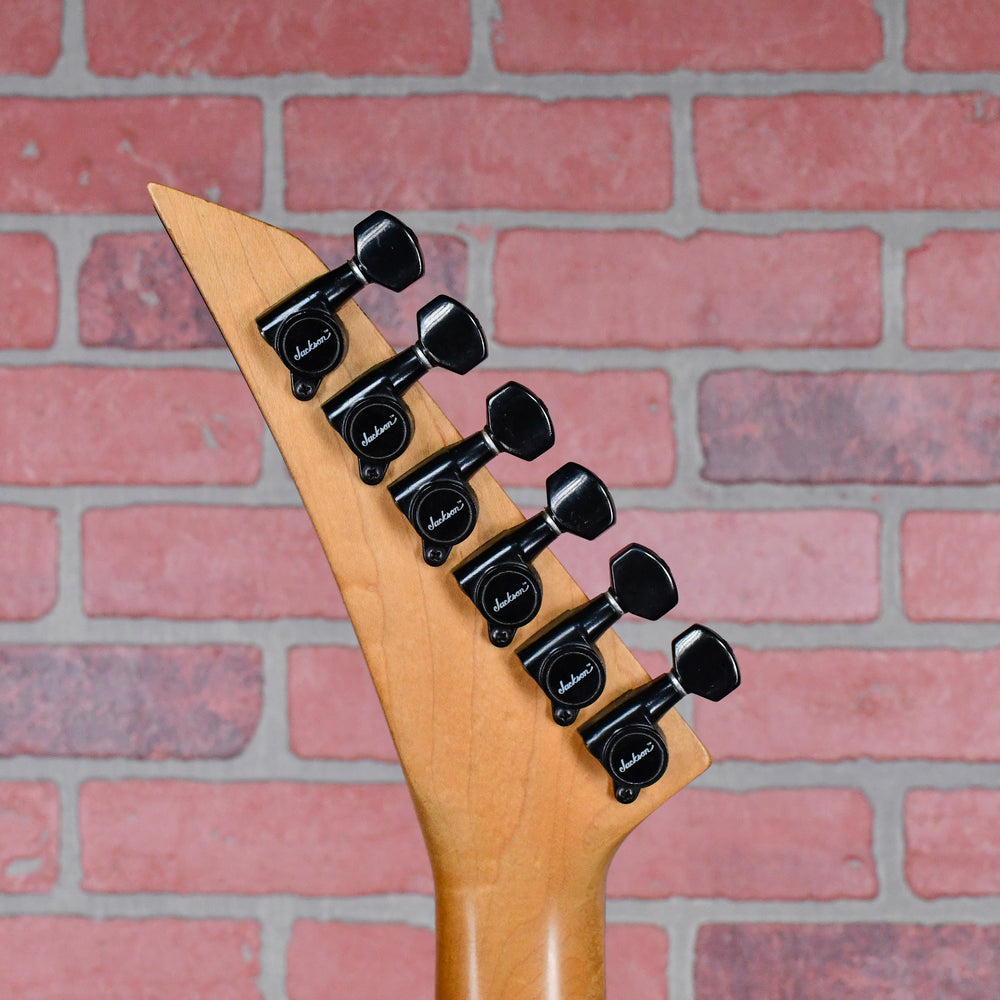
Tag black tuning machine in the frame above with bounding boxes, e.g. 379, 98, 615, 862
580, 625, 740, 804
453, 462, 616, 648
389, 381, 555, 566
516, 543, 677, 726
322, 295, 488, 485
257, 210, 424, 401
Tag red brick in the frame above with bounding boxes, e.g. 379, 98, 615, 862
0, 507, 57, 621
304, 233, 467, 350
493, 0, 881, 73
0, 368, 262, 485
556, 509, 879, 623
80, 781, 430, 894
0, 917, 260, 998
695, 94, 1000, 211
0, 234, 57, 349
79, 233, 221, 349
87, 0, 469, 77
906, 790, 1000, 897
0, 98, 261, 213
906, 231, 1000, 349
0, 0, 61, 75
82, 506, 345, 620
287, 922, 434, 1000
286, 921, 666, 1000
607, 925, 669, 1000
0, 783, 58, 893
902, 512, 1000, 621
288, 647, 396, 761
495, 229, 881, 350
690, 647, 1000, 762
700, 371, 1000, 484
906, 0, 1000, 70
285, 97, 671, 212
0, 645, 261, 758
422, 368, 674, 488
610, 789, 875, 900
696, 924, 1000, 998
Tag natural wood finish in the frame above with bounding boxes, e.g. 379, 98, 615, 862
149, 184, 710, 1000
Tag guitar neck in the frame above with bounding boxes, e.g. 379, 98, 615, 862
149, 183, 711, 1000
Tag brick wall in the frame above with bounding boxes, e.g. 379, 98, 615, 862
1, 1, 999, 997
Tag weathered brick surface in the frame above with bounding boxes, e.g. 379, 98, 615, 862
422, 368, 674, 488
0, 368, 261, 485
304, 232, 467, 350
0, 98, 261, 213
79, 233, 221, 348
906, 0, 1000, 70
0, 507, 58, 621
606, 925, 669, 1000
0, 234, 58, 349
86, 0, 469, 77
286, 922, 668, 1000
493, 0, 882, 73
557, 509, 880, 623
696, 924, 1000, 998
494, 229, 881, 350
82, 506, 345, 620
905, 231, 1000, 349
610, 789, 876, 900
80, 781, 431, 894
285, 97, 671, 212
902, 511, 1000, 621
700, 371, 1000, 484
906, 789, 1000, 897
690, 647, 1000, 761
0, 645, 261, 758
288, 647, 396, 761
0, 917, 260, 998
0, 0, 61, 75
0, 783, 58, 893
695, 94, 1000, 211
287, 922, 434, 1000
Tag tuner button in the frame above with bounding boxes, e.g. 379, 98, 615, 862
547, 463, 616, 540
609, 544, 678, 621
417, 296, 489, 375
672, 625, 741, 703
354, 211, 423, 292
578, 624, 740, 803
485, 382, 556, 462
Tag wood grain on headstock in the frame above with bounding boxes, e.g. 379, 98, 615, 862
149, 184, 710, 1000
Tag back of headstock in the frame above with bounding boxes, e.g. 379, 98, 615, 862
149, 184, 729, 1000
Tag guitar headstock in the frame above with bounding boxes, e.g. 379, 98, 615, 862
149, 184, 726, 1000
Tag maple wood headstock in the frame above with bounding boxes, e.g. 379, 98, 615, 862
149, 184, 714, 1000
